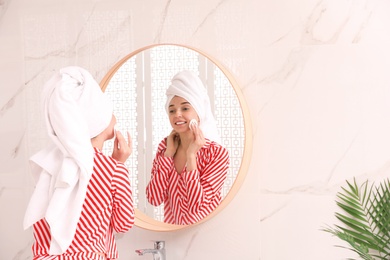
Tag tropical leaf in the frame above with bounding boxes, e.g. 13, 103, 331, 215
322, 178, 390, 259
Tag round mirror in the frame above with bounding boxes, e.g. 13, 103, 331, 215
100, 44, 252, 231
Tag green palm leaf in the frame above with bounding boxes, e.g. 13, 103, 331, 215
323, 178, 390, 259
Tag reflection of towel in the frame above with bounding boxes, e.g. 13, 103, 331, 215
23, 66, 113, 255
166, 70, 220, 143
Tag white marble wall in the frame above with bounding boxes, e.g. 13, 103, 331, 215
1, 0, 390, 259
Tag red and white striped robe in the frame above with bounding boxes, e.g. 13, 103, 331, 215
31, 148, 134, 260
146, 139, 229, 225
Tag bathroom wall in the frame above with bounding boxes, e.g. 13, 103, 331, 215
1, 0, 390, 259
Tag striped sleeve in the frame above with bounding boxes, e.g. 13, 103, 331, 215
181, 143, 229, 215
111, 161, 135, 232
146, 140, 172, 206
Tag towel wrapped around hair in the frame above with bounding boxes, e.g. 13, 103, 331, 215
23, 66, 113, 254
165, 70, 220, 143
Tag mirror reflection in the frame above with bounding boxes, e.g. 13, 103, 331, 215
145, 70, 230, 225
101, 44, 244, 225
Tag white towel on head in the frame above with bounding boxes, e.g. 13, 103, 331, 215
23, 66, 113, 254
166, 70, 220, 143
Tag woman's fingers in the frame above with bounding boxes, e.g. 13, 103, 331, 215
187, 124, 205, 155
114, 130, 119, 148
192, 123, 204, 143
112, 130, 132, 163
164, 129, 180, 157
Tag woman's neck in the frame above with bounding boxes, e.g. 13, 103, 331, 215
178, 132, 192, 149
91, 136, 104, 150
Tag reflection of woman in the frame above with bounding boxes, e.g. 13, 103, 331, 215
146, 70, 229, 225
23, 66, 134, 259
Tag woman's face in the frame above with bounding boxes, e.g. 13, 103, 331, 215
168, 96, 199, 133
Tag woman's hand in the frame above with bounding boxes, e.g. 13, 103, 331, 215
164, 130, 180, 157
185, 123, 205, 171
112, 130, 132, 163
187, 122, 205, 156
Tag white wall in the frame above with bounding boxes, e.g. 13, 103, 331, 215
1, 0, 390, 259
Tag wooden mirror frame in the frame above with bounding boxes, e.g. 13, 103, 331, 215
100, 43, 252, 231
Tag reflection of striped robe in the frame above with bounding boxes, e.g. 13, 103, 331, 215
146, 139, 229, 225
31, 148, 134, 260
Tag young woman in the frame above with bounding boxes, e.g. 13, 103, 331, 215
23, 66, 134, 259
146, 70, 229, 225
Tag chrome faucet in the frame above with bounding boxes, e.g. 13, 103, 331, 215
135, 241, 166, 260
